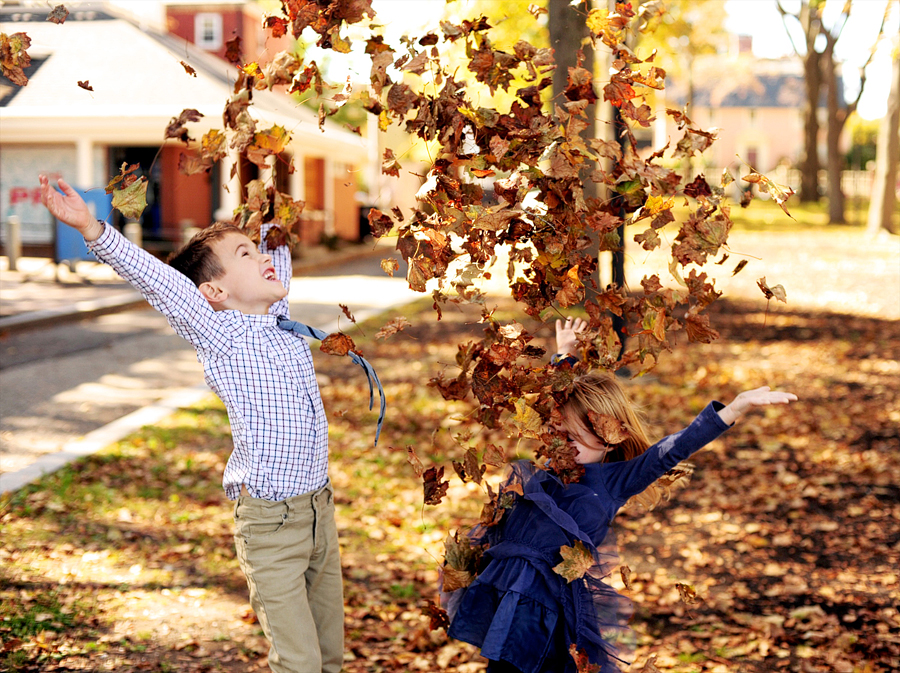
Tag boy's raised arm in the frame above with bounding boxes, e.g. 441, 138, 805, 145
40, 176, 229, 356
259, 223, 292, 318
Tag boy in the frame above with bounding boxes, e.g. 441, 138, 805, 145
40, 174, 344, 673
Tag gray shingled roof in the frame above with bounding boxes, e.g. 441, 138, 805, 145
0, 3, 364, 153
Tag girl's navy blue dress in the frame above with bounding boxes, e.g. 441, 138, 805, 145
444, 402, 731, 673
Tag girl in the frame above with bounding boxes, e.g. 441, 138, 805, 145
444, 317, 797, 673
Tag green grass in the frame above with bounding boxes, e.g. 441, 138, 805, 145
727, 196, 872, 231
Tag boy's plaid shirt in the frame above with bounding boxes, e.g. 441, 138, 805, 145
86, 224, 328, 501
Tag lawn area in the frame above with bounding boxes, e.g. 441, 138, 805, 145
1, 221, 898, 672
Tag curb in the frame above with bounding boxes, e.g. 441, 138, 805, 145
0, 243, 395, 334
0, 292, 148, 334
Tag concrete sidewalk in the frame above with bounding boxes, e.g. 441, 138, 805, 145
0, 240, 393, 332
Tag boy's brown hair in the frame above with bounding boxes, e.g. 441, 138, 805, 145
167, 222, 243, 286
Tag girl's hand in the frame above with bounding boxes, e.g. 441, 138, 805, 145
718, 386, 798, 425
555, 316, 587, 358
39, 175, 103, 240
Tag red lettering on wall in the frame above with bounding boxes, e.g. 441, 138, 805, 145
8, 187, 45, 205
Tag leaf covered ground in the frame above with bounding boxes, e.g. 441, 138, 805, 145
2, 236, 898, 673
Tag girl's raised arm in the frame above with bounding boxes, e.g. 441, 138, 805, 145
717, 386, 798, 426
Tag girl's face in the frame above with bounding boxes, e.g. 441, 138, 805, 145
560, 414, 609, 464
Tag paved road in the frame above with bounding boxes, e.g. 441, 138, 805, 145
0, 255, 418, 487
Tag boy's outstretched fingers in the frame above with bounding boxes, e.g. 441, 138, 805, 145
38, 174, 99, 238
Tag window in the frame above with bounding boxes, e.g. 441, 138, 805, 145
194, 13, 222, 50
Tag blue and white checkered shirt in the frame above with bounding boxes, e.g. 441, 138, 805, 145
86, 224, 328, 501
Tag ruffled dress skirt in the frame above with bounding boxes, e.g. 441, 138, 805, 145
444, 461, 635, 673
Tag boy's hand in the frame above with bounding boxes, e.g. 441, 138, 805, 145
555, 316, 587, 358
39, 175, 103, 241
718, 386, 798, 425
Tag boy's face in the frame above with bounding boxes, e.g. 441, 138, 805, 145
201, 232, 287, 314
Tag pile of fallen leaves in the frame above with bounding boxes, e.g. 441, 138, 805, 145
1, 286, 898, 671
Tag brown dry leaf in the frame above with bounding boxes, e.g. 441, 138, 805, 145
620, 564, 632, 591
586, 411, 630, 444
375, 316, 411, 340
675, 582, 698, 604
381, 258, 399, 276
1, 32, 32, 86
423, 466, 449, 506
47, 5, 69, 24
320, 332, 358, 357
757, 276, 787, 303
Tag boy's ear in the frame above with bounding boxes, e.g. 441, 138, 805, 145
198, 280, 227, 306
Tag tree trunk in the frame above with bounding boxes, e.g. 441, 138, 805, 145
823, 43, 846, 224
798, 5, 822, 203
867, 48, 900, 236
548, 0, 592, 106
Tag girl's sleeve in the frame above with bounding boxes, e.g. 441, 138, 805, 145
85, 223, 231, 356
601, 402, 732, 503
261, 223, 291, 319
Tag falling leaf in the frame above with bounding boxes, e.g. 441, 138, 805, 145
264, 15, 289, 38
180, 61, 197, 77
732, 259, 748, 276
111, 177, 148, 220
620, 565, 632, 591
587, 411, 630, 444
423, 466, 449, 505
320, 332, 359, 357
675, 582, 698, 604
165, 108, 203, 144
381, 258, 399, 276
77, 80, 93, 91
757, 276, 787, 303
1, 32, 32, 86
47, 5, 69, 24
224, 35, 243, 65
406, 446, 424, 477
423, 601, 450, 631
569, 644, 602, 673
743, 171, 795, 218
553, 540, 594, 583
375, 316, 411, 340
512, 398, 542, 439
339, 304, 356, 323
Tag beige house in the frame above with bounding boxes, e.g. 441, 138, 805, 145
655, 44, 844, 182
0, 1, 369, 256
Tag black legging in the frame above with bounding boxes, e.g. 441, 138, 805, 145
487, 661, 523, 673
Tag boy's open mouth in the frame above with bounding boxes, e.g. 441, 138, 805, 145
263, 268, 277, 281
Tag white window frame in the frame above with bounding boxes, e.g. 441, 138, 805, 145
194, 13, 223, 50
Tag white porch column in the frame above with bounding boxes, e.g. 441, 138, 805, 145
218, 152, 240, 217
324, 157, 335, 236
75, 137, 94, 189
291, 154, 305, 201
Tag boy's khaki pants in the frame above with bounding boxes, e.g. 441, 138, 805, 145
234, 482, 344, 673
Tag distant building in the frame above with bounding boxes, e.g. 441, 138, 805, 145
656, 36, 845, 177
0, 1, 368, 257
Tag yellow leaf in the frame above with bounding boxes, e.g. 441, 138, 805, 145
552, 540, 594, 583
512, 398, 542, 439
111, 177, 148, 220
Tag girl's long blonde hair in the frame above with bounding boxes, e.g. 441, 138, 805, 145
564, 371, 651, 463
564, 371, 692, 509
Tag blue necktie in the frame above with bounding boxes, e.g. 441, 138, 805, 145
277, 317, 386, 446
